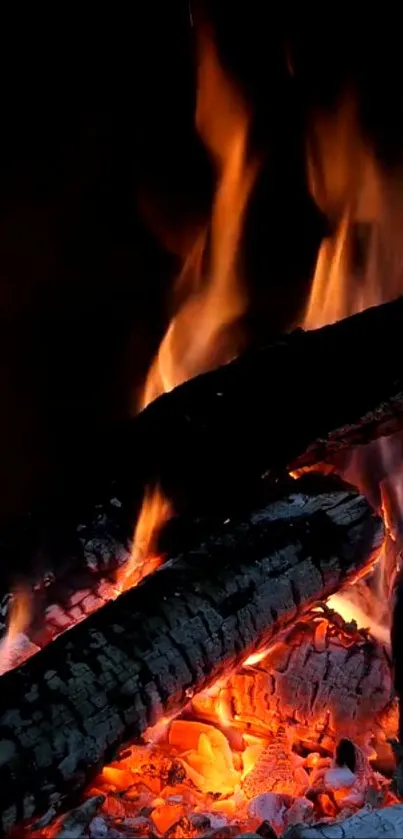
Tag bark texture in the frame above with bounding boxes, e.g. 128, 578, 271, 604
2, 295, 403, 590
113, 294, 403, 516
192, 608, 394, 752
282, 803, 403, 838
0, 475, 381, 834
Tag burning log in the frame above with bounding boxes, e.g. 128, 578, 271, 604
192, 607, 395, 756
114, 294, 403, 516
0, 474, 381, 835
281, 803, 403, 838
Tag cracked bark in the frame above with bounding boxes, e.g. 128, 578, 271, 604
0, 474, 381, 834
193, 609, 394, 752
282, 803, 403, 837
111, 294, 403, 517
2, 296, 403, 598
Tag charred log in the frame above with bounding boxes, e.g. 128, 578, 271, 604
192, 607, 395, 755
110, 294, 403, 517
0, 475, 381, 834
3, 296, 403, 587
281, 803, 403, 838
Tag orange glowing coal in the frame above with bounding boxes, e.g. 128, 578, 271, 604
141, 24, 258, 409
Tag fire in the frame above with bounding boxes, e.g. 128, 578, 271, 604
304, 92, 402, 330
0, 586, 31, 675
40, 609, 393, 838
302, 89, 403, 634
116, 485, 171, 593
122, 27, 259, 598
141, 25, 258, 408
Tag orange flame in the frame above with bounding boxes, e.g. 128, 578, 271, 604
304, 92, 403, 330
141, 26, 258, 408
303, 90, 403, 634
0, 586, 31, 675
123, 28, 258, 597
116, 485, 171, 593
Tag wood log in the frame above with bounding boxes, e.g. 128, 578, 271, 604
2, 295, 403, 588
109, 294, 403, 517
0, 474, 381, 834
281, 803, 403, 838
191, 607, 395, 755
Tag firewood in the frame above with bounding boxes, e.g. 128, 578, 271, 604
281, 803, 403, 838
0, 474, 381, 835
111, 294, 403, 516
192, 607, 395, 754
2, 295, 403, 590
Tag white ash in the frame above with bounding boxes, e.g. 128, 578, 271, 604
89, 815, 116, 837
53, 795, 105, 838
323, 765, 356, 789
248, 793, 288, 834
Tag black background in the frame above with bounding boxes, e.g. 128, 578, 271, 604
0, 3, 402, 522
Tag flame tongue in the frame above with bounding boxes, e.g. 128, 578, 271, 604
303, 89, 403, 636
0, 586, 31, 675
141, 25, 258, 409
132, 28, 259, 593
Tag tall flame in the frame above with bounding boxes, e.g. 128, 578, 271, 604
304, 93, 403, 330
121, 27, 258, 593
303, 91, 403, 638
142, 26, 258, 408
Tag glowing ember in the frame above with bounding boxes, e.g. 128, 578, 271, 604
6, 30, 403, 839
15, 609, 395, 837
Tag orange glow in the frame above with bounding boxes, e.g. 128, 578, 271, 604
243, 645, 273, 667
0, 586, 31, 675
326, 591, 390, 646
118, 27, 258, 601
303, 90, 403, 635
304, 92, 402, 330
116, 485, 171, 593
25, 611, 395, 839
141, 26, 258, 409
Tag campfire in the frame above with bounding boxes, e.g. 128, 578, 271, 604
2, 17, 403, 839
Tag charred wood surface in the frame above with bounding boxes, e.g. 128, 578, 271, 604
281, 803, 403, 838
192, 607, 394, 752
2, 296, 403, 587
112, 295, 403, 516
0, 475, 381, 834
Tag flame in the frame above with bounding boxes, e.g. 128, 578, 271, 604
0, 586, 31, 675
326, 592, 390, 646
304, 92, 403, 331
302, 90, 403, 632
243, 646, 273, 667
122, 28, 258, 599
141, 26, 258, 408
116, 485, 171, 593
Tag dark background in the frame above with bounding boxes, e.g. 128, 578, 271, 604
0, 4, 402, 522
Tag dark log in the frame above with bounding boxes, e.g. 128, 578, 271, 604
2, 295, 403, 589
111, 294, 403, 517
0, 474, 381, 835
